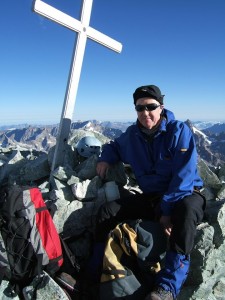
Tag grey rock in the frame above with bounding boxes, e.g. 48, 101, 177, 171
71, 176, 102, 200
75, 154, 99, 180
19, 153, 50, 182
198, 159, 222, 189
22, 271, 69, 300
48, 143, 77, 170
51, 166, 77, 182
0, 280, 20, 299
217, 184, 225, 200
1, 129, 225, 299
218, 165, 225, 179
0, 150, 26, 185
49, 182, 75, 202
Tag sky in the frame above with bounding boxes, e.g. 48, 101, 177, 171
1, 0, 225, 125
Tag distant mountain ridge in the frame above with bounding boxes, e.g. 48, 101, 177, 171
1, 119, 223, 132
0, 126, 58, 152
0, 120, 225, 166
202, 123, 225, 134
185, 120, 225, 166
192, 120, 225, 130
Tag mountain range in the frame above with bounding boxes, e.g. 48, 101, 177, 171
0, 119, 225, 167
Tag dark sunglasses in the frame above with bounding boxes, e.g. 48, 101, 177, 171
135, 103, 161, 112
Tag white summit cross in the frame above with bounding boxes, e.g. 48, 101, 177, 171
33, 0, 122, 170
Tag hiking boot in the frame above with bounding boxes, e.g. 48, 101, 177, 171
145, 287, 174, 300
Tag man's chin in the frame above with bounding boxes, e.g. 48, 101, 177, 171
143, 120, 154, 129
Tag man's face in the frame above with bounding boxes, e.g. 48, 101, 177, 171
135, 97, 164, 129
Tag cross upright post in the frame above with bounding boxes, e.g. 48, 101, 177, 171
33, 0, 122, 171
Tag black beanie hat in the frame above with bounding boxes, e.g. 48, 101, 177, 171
133, 85, 164, 105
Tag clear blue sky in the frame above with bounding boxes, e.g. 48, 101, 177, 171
1, 0, 225, 125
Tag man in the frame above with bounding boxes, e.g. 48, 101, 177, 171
96, 85, 205, 300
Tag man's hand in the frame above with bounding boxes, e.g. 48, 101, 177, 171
96, 161, 110, 179
160, 215, 173, 237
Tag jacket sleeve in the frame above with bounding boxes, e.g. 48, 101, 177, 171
98, 126, 134, 164
98, 138, 122, 165
161, 122, 202, 216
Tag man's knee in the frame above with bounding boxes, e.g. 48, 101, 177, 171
173, 193, 205, 223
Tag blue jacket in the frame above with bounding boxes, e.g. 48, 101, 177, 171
98, 109, 203, 216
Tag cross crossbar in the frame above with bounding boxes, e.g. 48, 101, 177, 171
34, 0, 122, 53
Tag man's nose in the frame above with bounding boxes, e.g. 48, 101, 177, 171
143, 108, 150, 114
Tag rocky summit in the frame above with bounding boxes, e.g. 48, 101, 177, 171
0, 122, 225, 300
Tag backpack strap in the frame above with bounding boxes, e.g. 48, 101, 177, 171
102, 269, 127, 276
59, 235, 80, 273
15, 206, 48, 218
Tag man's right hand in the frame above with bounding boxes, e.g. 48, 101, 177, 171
96, 161, 110, 179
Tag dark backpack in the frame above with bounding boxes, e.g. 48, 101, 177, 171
100, 219, 167, 300
0, 185, 63, 293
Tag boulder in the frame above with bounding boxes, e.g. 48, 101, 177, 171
0, 142, 225, 300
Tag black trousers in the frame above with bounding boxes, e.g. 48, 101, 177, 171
95, 191, 205, 254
